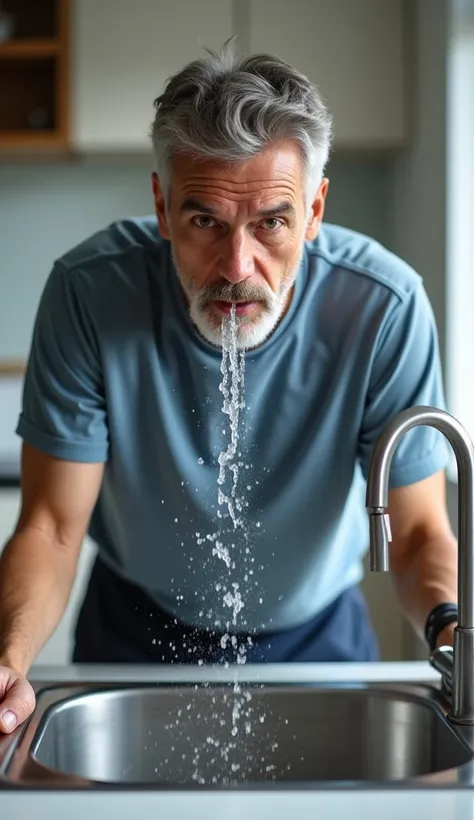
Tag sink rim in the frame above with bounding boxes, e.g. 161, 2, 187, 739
1, 679, 473, 791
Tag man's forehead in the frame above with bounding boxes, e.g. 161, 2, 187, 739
166, 144, 304, 214
171, 144, 302, 187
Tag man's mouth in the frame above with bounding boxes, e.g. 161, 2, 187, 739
213, 300, 259, 316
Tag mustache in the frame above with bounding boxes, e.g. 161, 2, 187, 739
197, 281, 272, 306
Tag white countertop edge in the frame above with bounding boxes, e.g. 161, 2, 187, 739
3, 788, 474, 820
29, 660, 441, 684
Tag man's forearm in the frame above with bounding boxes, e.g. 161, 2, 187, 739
391, 532, 458, 643
0, 529, 78, 675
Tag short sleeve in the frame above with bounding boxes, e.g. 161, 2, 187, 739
16, 262, 109, 462
357, 280, 451, 487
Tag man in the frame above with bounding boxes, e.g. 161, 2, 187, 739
0, 43, 458, 735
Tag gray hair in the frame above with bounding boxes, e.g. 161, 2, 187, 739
150, 39, 333, 208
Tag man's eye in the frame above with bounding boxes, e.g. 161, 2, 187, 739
193, 215, 216, 228
261, 218, 283, 231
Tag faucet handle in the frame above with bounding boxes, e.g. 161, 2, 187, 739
430, 645, 454, 697
368, 510, 392, 571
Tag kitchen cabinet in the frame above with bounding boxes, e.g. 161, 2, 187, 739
70, 0, 234, 152
248, 0, 411, 149
1, 0, 411, 157
0, 0, 69, 152
71, 0, 411, 154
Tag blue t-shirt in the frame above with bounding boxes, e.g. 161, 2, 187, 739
17, 217, 450, 633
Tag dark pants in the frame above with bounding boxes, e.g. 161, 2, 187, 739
72, 556, 380, 664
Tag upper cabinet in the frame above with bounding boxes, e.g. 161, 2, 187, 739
0, 0, 69, 152
70, 0, 234, 152
0, 0, 411, 156
248, 0, 410, 150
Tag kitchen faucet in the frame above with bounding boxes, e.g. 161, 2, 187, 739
366, 405, 474, 725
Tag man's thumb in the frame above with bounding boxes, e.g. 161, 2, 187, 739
0, 675, 35, 733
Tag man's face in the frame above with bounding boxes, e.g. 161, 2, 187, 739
152, 140, 328, 349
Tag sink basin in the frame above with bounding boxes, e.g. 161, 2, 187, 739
2, 680, 473, 788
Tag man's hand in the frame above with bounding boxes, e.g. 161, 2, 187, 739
0, 665, 35, 733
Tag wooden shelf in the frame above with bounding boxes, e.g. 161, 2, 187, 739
0, 362, 26, 376
0, 131, 67, 150
0, 38, 61, 59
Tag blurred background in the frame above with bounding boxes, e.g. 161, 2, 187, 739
0, 0, 472, 664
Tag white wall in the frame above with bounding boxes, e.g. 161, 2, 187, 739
0, 159, 156, 360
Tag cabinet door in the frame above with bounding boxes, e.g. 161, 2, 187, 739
71, 0, 233, 151
248, 0, 409, 149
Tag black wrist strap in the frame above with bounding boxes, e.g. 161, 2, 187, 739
424, 602, 458, 651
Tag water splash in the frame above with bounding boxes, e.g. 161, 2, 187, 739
217, 305, 246, 529
183, 305, 279, 783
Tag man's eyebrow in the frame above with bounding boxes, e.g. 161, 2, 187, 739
179, 198, 217, 214
257, 201, 296, 218
179, 198, 297, 218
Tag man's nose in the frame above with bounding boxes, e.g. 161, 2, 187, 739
219, 232, 255, 284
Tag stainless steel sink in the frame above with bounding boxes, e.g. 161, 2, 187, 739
2, 679, 474, 789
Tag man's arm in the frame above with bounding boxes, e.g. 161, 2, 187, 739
387, 469, 458, 648
0, 442, 104, 676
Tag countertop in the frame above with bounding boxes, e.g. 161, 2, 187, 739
28, 659, 443, 684
0, 458, 20, 487
4, 660, 474, 819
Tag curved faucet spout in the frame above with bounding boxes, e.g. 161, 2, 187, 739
365, 405, 474, 723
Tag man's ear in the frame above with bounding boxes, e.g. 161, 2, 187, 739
152, 172, 171, 239
305, 178, 329, 241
